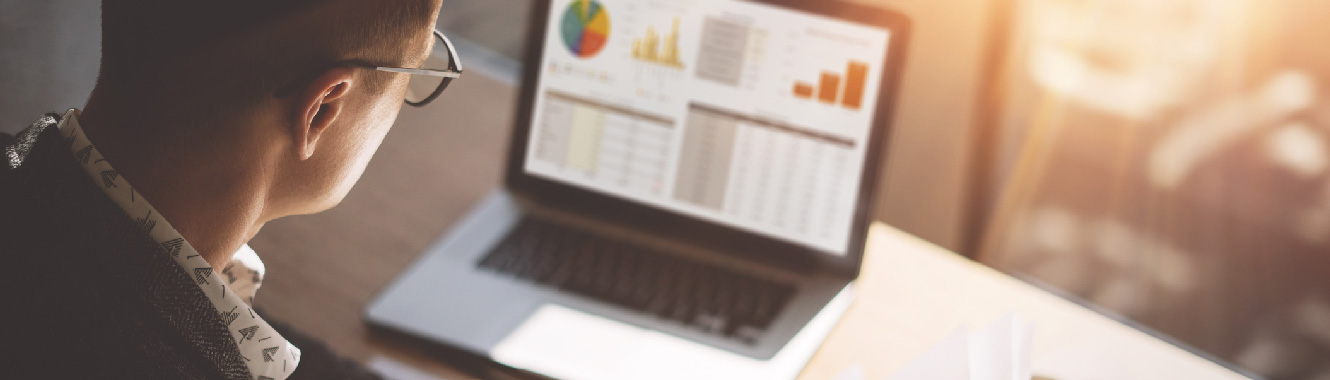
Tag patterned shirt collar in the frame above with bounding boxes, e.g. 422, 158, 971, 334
57, 110, 301, 380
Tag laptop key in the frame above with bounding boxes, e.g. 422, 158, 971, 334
646, 293, 675, 318
694, 314, 725, 333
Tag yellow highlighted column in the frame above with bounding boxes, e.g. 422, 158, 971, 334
565, 105, 604, 173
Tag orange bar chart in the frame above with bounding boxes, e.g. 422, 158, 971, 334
789, 60, 870, 110
842, 61, 868, 110
817, 72, 841, 103
793, 82, 815, 99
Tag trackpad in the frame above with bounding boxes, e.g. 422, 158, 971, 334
491, 286, 853, 380
492, 304, 649, 379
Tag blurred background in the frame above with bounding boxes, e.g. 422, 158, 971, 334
977, 0, 1330, 378
3, 0, 1327, 378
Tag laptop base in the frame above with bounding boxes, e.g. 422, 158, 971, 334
367, 191, 855, 380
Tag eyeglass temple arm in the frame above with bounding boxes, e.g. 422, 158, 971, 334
372, 67, 461, 78
371, 30, 464, 78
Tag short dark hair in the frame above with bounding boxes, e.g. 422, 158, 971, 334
101, 0, 319, 81
98, 0, 434, 126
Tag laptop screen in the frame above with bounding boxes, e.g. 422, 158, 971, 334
523, 0, 894, 255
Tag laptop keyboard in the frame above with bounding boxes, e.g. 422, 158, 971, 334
477, 219, 797, 344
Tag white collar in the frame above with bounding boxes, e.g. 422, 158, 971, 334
57, 110, 301, 379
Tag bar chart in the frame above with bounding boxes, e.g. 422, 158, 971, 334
631, 17, 686, 69
791, 61, 869, 110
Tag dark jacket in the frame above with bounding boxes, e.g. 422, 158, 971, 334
0, 114, 378, 379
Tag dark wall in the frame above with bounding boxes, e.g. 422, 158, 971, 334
0, 0, 101, 134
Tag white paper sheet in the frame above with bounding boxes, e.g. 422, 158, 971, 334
877, 313, 1036, 380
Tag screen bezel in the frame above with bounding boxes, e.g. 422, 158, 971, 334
506, 0, 912, 279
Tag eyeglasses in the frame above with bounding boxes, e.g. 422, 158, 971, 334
355, 29, 464, 107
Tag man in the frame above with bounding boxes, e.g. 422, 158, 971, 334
0, 0, 454, 378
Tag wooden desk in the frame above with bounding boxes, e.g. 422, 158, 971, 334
250, 72, 1249, 379
801, 225, 1250, 379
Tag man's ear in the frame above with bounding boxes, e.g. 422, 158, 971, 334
292, 67, 356, 160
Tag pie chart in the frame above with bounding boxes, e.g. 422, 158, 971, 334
561, 0, 610, 59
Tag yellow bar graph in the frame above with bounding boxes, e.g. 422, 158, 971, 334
632, 17, 685, 69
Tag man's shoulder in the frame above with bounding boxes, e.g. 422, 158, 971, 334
0, 116, 125, 304
0, 131, 17, 210
0, 123, 54, 240
1, 114, 259, 380
1, 115, 77, 231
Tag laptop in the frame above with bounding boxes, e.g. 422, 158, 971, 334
367, 0, 909, 378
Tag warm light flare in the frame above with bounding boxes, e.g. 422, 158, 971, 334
1024, 0, 1244, 120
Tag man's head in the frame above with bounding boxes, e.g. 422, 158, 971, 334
89, 0, 444, 218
